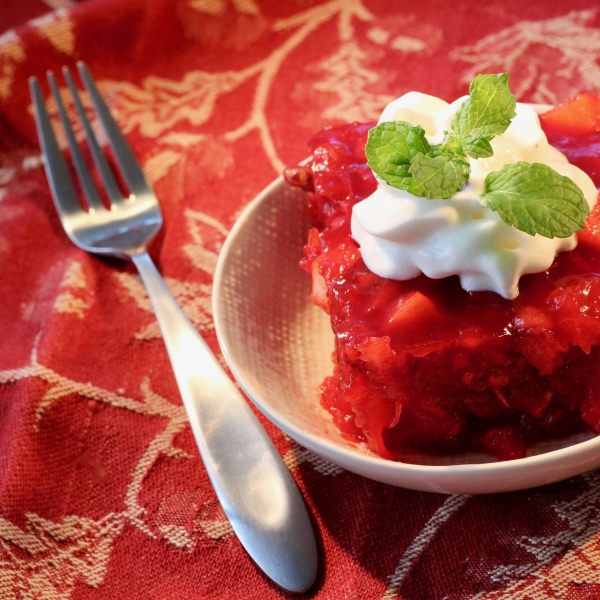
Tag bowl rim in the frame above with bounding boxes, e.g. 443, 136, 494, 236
212, 102, 600, 488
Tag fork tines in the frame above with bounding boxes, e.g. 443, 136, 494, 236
29, 62, 150, 215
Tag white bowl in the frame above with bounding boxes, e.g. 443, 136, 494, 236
212, 110, 600, 494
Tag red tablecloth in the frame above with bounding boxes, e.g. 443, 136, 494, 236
2, 0, 600, 598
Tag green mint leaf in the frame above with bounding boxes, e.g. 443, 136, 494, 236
479, 162, 590, 238
438, 133, 465, 157
440, 132, 493, 159
462, 136, 494, 159
407, 152, 470, 199
451, 73, 516, 140
374, 163, 412, 189
366, 121, 431, 189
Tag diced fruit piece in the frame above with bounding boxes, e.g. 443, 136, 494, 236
312, 143, 355, 171
516, 330, 567, 375
310, 258, 329, 314
514, 307, 567, 375
320, 372, 364, 439
301, 227, 321, 269
577, 201, 600, 252
514, 306, 553, 331
283, 165, 313, 191
547, 275, 600, 352
539, 93, 600, 136
353, 336, 397, 371
384, 291, 442, 334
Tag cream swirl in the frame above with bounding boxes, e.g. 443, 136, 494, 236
351, 93, 598, 299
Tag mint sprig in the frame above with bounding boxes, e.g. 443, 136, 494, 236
479, 162, 590, 238
365, 121, 431, 190
366, 73, 515, 196
439, 73, 515, 160
364, 72, 590, 238
449, 72, 516, 145
408, 153, 470, 199
461, 136, 494, 159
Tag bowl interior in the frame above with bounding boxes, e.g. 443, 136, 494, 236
213, 180, 345, 444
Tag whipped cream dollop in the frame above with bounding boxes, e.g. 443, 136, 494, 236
351, 93, 598, 299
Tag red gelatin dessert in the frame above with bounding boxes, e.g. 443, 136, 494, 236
285, 93, 600, 462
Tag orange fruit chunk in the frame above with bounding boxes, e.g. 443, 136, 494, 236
539, 92, 600, 136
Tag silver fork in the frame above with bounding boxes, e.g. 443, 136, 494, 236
29, 62, 317, 593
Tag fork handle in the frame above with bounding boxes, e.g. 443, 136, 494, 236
131, 251, 317, 592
